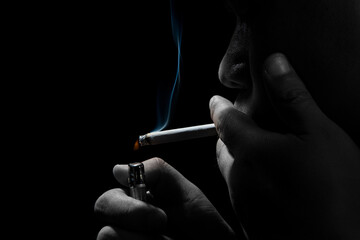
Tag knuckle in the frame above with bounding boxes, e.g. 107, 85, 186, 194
151, 157, 166, 166
150, 157, 170, 173
281, 87, 312, 105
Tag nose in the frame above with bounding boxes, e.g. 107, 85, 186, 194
218, 22, 251, 89
218, 58, 251, 89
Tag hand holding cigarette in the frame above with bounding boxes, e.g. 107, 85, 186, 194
209, 54, 360, 238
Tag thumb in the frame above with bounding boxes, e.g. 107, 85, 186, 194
114, 158, 237, 239
113, 158, 190, 197
209, 95, 265, 159
113, 158, 206, 207
264, 53, 324, 133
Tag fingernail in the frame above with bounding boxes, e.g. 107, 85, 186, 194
265, 53, 291, 78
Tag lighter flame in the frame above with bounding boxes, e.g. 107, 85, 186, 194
133, 140, 140, 151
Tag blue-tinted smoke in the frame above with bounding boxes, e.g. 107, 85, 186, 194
152, 0, 182, 132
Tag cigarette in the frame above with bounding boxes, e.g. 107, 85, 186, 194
136, 123, 217, 148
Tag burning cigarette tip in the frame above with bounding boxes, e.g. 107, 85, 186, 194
133, 140, 140, 151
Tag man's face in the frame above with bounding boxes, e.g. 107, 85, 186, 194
219, 0, 360, 138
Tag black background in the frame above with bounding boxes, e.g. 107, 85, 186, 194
8, 0, 359, 239
80, 1, 240, 239
16, 1, 244, 239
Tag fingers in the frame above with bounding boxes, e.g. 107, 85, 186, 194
113, 157, 195, 199
209, 95, 264, 158
94, 188, 167, 233
97, 226, 171, 240
264, 53, 325, 133
113, 158, 173, 187
112, 158, 237, 240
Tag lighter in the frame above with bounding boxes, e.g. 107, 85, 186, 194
128, 162, 147, 201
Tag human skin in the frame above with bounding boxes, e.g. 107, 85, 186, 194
211, 53, 360, 239
95, 158, 237, 240
213, 0, 360, 238
220, 0, 360, 141
95, 0, 360, 239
